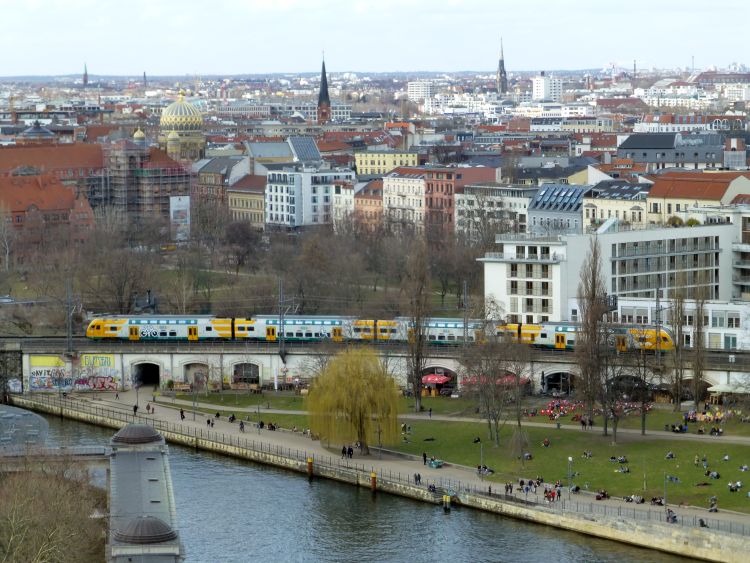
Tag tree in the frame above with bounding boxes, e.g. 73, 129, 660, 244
308, 347, 400, 454
0, 204, 16, 272
669, 277, 688, 412
0, 471, 105, 562
460, 337, 512, 446
692, 278, 708, 410
575, 236, 609, 425
222, 221, 261, 276
402, 239, 431, 413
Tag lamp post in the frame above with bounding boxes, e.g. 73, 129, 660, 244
474, 437, 484, 481
567, 456, 573, 500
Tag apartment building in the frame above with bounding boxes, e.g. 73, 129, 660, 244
582, 181, 651, 229
264, 163, 355, 229
354, 149, 420, 176
455, 183, 537, 241
617, 132, 725, 171
481, 223, 735, 324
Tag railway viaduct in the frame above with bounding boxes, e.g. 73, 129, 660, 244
1, 337, 747, 396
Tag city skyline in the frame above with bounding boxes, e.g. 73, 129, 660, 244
1, 0, 748, 77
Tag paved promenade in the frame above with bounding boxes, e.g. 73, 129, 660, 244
59, 389, 750, 534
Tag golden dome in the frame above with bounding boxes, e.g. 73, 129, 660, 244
160, 91, 203, 133
133, 128, 145, 140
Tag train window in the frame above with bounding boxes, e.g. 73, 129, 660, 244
391, 329, 397, 333
448, 335, 455, 341
237, 326, 245, 331
248, 327, 254, 331
429, 334, 436, 340
541, 333, 547, 339
169, 331, 177, 336
108, 326, 117, 331
438, 335, 446, 340
296, 332, 303, 337
305, 332, 312, 338
314, 333, 320, 338
353, 328, 361, 333
206, 327, 212, 332
380, 328, 387, 333
159, 331, 167, 337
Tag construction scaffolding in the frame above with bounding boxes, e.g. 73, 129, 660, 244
104, 140, 192, 220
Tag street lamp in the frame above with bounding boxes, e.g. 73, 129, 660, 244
567, 456, 573, 500
473, 437, 484, 481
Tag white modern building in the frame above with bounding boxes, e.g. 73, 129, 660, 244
532, 72, 562, 102
265, 164, 356, 229
407, 81, 436, 103
455, 183, 537, 240
481, 223, 735, 324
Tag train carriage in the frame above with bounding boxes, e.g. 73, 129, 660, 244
85, 316, 231, 341
251, 315, 354, 343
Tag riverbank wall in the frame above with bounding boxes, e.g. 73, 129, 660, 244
10, 395, 746, 562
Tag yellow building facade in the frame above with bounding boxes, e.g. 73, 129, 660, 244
227, 181, 265, 229
355, 150, 419, 176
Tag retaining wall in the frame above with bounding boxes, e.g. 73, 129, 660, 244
10, 396, 745, 562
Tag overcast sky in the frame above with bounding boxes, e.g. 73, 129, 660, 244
1, 0, 746, 76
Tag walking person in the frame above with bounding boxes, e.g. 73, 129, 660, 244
342, 445, 347, 459
428, 407, 432, 418
115, 392, 119, 400
180, 408, 185, 421
133, 404, 138, 415
423, 452, 427, 466
347, 446, 354, 459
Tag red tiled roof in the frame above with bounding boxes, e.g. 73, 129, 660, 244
0, 174, 78, 212
731, 194, 750, 205
648, 176, 740, 200
0, 144, 104, 173
228, 174, 266, 193
317, 141, 352, 153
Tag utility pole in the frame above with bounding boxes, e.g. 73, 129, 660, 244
462, 279, 469, 347
66, 278, 73, 358
278, 278, 286, 361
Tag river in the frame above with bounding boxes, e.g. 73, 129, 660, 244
43, 415, 688, 563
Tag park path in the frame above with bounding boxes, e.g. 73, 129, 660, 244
132, 392, 750, 446
66, 389, 750, 530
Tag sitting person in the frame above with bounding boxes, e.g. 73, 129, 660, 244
708, 471, 721, 479
666, 509, 678, 523
617, 455, 628, 464
665, 451, 675, 460
697, 425, 705, 434
740, 464, 749, 472
699, 518, 709, 528
616, 465, 630, 474
582, 450, 592, 459
609, 456, 617, 462
723, 454, 730, 461
523, 452, 533, 461
542, 438, 550, 448
729, 482, 739, 492
651, 496, 664, 505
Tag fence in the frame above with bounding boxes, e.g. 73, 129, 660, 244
14, 393, 750, 537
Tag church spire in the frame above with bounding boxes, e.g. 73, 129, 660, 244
496, 38, 508, 94
83, 63, 89, 87
317, 57, 331, 124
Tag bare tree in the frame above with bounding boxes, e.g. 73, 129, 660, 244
669, 277, 688, 412
460, 336, 512, 446
692, 279, 708, 411
575, 236, 609, 424
0, 203, 16, 272
402, 238, 431, 413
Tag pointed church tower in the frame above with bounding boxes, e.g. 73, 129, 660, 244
317, 58, 331, 124
83, 63, 89, 87
496, 39, 508, 94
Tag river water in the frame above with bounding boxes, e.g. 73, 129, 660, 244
43, 416, 687, 563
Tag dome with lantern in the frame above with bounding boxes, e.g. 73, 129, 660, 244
159, 91, 203, 133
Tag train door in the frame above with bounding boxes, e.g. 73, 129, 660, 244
554, 333, 566, 350
332, 327, 343, 342
615, 335, 627, 353
266, 327, 277, 342
188, 326, 198, 341
129, 326, 139, 341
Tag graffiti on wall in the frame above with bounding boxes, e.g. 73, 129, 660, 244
74, 354, 120, 390
29, 356, 72, 391
29, 354, 121, 392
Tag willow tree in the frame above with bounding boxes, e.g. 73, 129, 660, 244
308, 348, 400, 455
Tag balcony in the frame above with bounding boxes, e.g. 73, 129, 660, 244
733, 260, 750, 268
484, 252, 561, 263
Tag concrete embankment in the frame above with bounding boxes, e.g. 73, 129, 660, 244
11, 395, 746, 562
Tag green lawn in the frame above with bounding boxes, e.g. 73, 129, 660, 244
390, 419, 750, 513
531, 404, 750, 437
